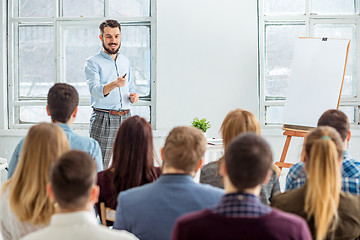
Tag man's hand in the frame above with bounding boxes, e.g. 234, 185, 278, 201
103, 75, 126, 96
114, 75, 126, 88
130, 93, 139, 103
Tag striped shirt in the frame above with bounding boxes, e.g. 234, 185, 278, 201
286, 151, 360, 195
212, 192, 271, 217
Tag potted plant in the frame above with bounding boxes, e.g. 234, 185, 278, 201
191, 117, 211, 135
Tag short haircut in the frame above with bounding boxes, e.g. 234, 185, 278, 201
317, 109, 350, 141
50, 150, 97, 211
225, 133, 272, 191
47, 83, 79, 123
163, 126, 206, 173
99, 19, 121, 35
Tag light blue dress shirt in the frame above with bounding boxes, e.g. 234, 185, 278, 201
8, 123, 103, 178
85, 51, 135, 110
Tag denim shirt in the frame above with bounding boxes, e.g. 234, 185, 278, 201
85, 50, 135, 110
286, 150, 360, 195
8, 123, 103, 178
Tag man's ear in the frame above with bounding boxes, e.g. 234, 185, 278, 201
90, 185, 100, 204
160, 147, 164, 161
347, 130, 351, 143
47, 183, 56, 202
99, 34, 103, 41
46, 105, 51, 116
72, 106, 78, 118
195, 159, 203, 173
220, 161, 226, 177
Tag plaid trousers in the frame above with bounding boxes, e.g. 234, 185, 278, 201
90, 110, 131, 169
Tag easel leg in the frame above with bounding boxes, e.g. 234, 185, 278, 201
276, 136, 292, 171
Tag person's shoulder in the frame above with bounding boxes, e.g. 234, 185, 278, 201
195, 182, 224, 194
288, 161, 304, 175
174, 209, 211, 232
95, 225, 139, 240
269, 208, 309, 229
271, 186, 304, 210
119, 181, 157, 200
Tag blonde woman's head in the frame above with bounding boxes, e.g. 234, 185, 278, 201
221, 109, 260, 148
7, 122, 70, 225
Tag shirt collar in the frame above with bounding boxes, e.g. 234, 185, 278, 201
50, 211, 97, 226
55, 123, 73, 133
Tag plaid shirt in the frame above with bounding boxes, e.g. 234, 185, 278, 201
212, 192, 271, 218
286, 151, 360, 195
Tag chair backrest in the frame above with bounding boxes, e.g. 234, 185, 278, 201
100, 202, 116, 226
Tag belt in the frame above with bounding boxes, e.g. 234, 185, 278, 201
93, 108, 130, 116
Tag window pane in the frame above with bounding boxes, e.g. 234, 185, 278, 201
64, 26, 150, 97
314, 25, 355, 97
339, 106, 356, 124
265, 25, 306, 97
62, 0, 104, 17
265, 0, 305, 15
19, 26, 54, 98
130, 106, 150, 122
109, 0, 150, 17
312, 0, 356, 15
121, 26, 150, 97
18, 0, 54, 17
19, 106, 49, 123
65, 27, 100, 97
265, 106, 284, 125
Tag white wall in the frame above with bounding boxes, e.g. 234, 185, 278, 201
156, 0, 259, 137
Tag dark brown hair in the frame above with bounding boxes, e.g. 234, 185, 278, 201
50, 150, 97, 211
163, 126, 207, 173
47, 83, 79, 123
110, 116, 157, 196
317, 109, 350, 141
99, 19, 121, 35
225, 133, 272, 190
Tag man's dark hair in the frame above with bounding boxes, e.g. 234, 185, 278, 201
50, 150, 97, 211
317, 109, 350, 141
225, 133, 272, 191
99, 19, 121, 35
47, 83, 79, 123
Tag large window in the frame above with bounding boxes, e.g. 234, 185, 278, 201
259, 0, 359, 126
8, 0, 156, 129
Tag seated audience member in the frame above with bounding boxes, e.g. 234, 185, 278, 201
96, 116, 160, 226
286, 109, 360, 195
8, 83, 103, 178
0, 123, 70, 240
114, 126, 224, 240
200, 109, 280, 204
172, 133, 311, 240
22, 150, 138, 240
272, 127, 360, 240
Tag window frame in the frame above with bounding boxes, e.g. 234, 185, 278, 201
259, 0, 360, 127
7, 0, 157, 129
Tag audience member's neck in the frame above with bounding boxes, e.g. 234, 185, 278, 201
162, 166, 194, 177
57, 203, 92, 214
52, 117, 75, 126
223, 175, 261, 196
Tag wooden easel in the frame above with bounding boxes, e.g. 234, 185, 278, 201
276, 38, 350, 172
275, 129, 308, 171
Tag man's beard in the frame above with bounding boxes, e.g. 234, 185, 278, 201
103, 41, 120, 55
